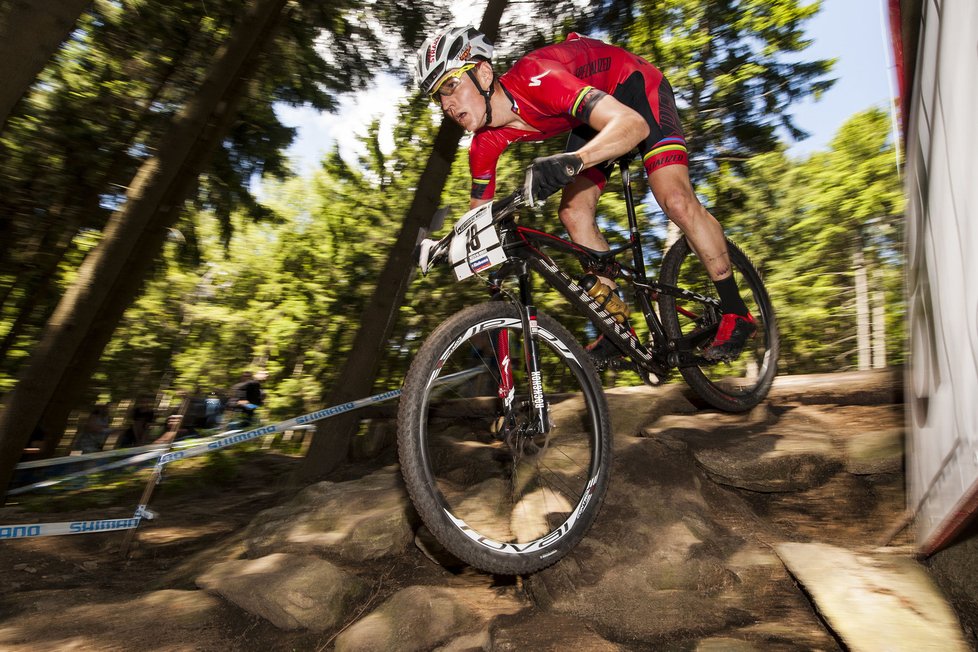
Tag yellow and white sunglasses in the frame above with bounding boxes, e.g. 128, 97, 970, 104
430, 63, 477, 102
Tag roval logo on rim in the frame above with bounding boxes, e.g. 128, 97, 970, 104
444, 473, 601, 554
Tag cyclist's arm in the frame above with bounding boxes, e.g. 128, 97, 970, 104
469, 130, 504, 204
573, 94, 649, 169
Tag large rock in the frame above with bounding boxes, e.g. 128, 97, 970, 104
526, 437, 758, 641
523, 387, 912, 646
243, 466, 415, 561
767, 368, 903, 405
691, 427, 840, 492
844, 427, 904, 474
776, 542, 968, 651
333, 586, 482, 652
488, 611, 623, 651
646, 404, 845, 492
196, 553, 369, 631
601, 383, 699, 436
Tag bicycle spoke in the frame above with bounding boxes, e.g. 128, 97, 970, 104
658, 237, 779, 412
399, 305, 609, 573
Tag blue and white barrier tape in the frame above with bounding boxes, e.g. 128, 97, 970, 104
15, 443, 167, 470
10, 430, 289, 496
14, 429, 260, 472
157, 367, 481, 466
158, 388, 404, 465
3, 367, 483, 538
7, 449, 165, 496
0, 517, 141, 540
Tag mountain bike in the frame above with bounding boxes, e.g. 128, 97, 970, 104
398, 157, 779, 575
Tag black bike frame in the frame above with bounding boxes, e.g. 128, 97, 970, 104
487, 159, 722, 382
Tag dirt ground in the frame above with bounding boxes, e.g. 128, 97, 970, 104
0, 450, 528, 651
0, 392, 969, 651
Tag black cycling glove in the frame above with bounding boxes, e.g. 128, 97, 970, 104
524, 153, 584, 204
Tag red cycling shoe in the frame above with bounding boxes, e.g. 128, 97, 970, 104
703, 313, 756, 361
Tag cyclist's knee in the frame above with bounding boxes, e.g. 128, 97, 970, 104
658, 187, 701, 228
560, 209, 600, 243
558, 202, 590, 226
648, 165, 703, 226
558, 183, 599, 225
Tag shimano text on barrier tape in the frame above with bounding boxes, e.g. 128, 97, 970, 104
0, 518, 141, 540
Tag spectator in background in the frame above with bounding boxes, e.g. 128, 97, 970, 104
116, 395, 156, 448
204, 392, 225, 429
73, 404, 110, 454
184, 387, 209, 433
230, 370, 266, 428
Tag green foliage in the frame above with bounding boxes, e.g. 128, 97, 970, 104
97, 98, 449, 418
588, 0, 834, 182
0, 0, 905, 444
0, 0, 439, 398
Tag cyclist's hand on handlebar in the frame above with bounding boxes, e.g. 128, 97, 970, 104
524, 153, 584, 205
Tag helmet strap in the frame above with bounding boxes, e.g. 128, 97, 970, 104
466, 66, 495, 128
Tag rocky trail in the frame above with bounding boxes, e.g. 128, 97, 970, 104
0, 369, 971, 651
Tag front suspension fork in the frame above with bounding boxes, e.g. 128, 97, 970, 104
491, 262, 551, 435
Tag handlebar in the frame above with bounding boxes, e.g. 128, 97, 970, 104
490, 189, 525, 220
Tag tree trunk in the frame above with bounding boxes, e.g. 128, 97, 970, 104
0, 0, 92, 129
872, 269, 886, 369
853, 248, 871, 371
36, 72, 255, 457
24, 29, 219, 455
1, 40, 195, 381
0, 0, 287, 499
0, 216, 77, 369
294, 0, 509, 484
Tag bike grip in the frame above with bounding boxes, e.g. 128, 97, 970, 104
417, 238, 443, 275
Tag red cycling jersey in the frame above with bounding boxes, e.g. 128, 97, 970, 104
469, 33, 687, 200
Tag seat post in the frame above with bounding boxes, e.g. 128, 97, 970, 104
618, 159, 648, 281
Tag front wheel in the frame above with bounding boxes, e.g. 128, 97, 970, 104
398, 302, 611, 575
658, 237, 779, 412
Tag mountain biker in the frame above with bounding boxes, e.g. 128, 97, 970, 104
415, 26, 755, 361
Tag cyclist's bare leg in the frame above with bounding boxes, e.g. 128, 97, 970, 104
648, 164, 731, 281
558, 176, 615, 287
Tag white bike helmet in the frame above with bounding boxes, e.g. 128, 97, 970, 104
415, 25, 494, 97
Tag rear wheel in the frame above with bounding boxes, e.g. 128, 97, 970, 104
658, 237, 779, 412
398, 302, 611, 575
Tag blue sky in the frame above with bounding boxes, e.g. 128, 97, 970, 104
274, 0, 898, 173
783, 0, 897, 156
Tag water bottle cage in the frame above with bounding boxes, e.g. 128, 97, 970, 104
583, 261, 622, 281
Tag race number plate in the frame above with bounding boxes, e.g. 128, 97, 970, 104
448, 203, 505, 281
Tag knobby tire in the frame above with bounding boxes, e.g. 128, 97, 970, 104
658, 236, 779, 412
397, 302, 611, 575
